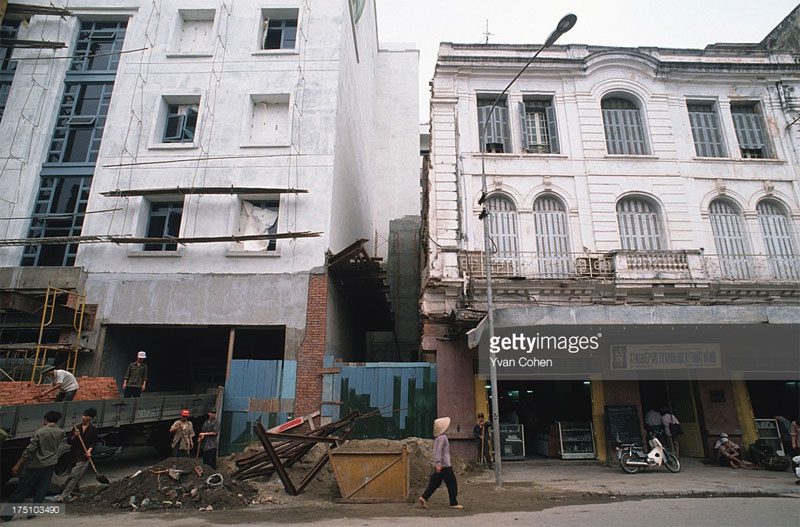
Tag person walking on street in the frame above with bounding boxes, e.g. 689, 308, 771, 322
1, 411, 64, 521
52, 408, 98, 502
419, 417, 463, 510
122, 351, 149, 398
39, 365, 79, 401
198, 409, 219, 469
169, 409, 194, 458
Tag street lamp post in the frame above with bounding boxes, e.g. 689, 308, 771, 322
479, 14, 577, 488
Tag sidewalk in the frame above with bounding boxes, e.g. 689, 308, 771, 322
470, 458, 800, 497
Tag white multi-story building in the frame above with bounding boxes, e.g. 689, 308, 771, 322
0, 0, 418, 447
422, 10, 800, 461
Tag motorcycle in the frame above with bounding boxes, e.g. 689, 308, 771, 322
793, 455, 800, 484
617, 433, 681, 474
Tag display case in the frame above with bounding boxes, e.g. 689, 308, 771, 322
754, 418, 785, 456
557, 421, 596, 459
499, 424, 525, 460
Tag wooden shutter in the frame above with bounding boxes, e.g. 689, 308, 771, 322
534, 196, 570, 276
616, 197, 663, 251
478, 102, 510, 153
545, 104, 559, 154
757, 200, 799, 279
602, 98, 648, 155
709, 199, 750, 279
487, 196, 520, 273
688, 104, 725, 157
518, 102, 529, 150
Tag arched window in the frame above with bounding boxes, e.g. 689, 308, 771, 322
533, 195, 570, 276
602, 96, 648, 155
616, 196, 664, 251
486, 195, 520, 273
757, 199, 799, 279
709, 199, 750, 279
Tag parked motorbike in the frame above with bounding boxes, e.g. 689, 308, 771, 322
617, 433, 681, 474
792, 455, 800, 484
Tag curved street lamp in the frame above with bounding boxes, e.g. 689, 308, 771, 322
478, 14, 577, 487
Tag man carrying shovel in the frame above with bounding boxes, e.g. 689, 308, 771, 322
51, 408, 98, 502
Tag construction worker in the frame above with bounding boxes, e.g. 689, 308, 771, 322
198, 408, 220, 469
1, 411, 64, 521
52, 408, 98, 502
122, 351, 148, 397
40, 365, 79, 401
169, 409, 194, 458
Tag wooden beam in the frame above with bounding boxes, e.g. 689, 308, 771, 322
0, 38, 66, 49
100, 186, 308, 197
6, 3, 72, 17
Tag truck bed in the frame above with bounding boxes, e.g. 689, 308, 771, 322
0, 393, 217, 440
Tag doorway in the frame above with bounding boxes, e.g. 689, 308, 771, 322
639, 380, 704, 457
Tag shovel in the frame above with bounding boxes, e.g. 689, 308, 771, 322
75, 428, 110, 484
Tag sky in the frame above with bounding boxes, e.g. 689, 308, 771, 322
375, 0, 800, 122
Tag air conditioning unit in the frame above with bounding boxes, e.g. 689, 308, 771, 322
575, 256, 612, 277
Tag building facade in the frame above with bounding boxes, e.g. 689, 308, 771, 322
422, 14, 800, 461
0, 0, 419, 446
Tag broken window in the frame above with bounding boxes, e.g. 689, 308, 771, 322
688, 102, 726, 158
144, 201, 183, 251
70, 21, 127, 73
477, 96, 510, 153
163, 103, 199, 143
48, 83, 114, 163
602, 96, 648, 155
731, 103, 772, 159
519, 97, 559, 154
261, 9, 298, 50
238, 199, 279, 251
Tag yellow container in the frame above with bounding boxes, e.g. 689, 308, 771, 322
328, 445, 409, 503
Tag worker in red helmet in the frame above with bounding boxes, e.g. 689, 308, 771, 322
169, 409, 194, 458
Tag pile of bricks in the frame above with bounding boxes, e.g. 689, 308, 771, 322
0, 377, 119, 406
73, 376, 119, 401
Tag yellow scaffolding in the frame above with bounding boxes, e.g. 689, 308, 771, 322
0, 286, 87, 383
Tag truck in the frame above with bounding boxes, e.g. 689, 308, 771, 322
0, 391, 218, 488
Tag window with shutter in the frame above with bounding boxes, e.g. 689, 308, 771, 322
688, 103, 726, 158
533, 196, 571, 276
519, 98, 559, 154
616, 197, 664, 250
731, 103, 772, 159
602, 97, 648, 155
757, 200, 798, 279
709, 199, 750, 279
486, 195, 520, 273
478, 97, 510, 153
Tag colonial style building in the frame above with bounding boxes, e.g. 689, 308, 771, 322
0, 0, 419, 449
422, 9, 800, 461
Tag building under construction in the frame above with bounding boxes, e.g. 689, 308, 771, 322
0, 0, 421, 450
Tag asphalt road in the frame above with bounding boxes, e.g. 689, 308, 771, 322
17, 496, 800, 527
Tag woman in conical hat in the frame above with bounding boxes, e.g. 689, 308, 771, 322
419, 417, 463, 510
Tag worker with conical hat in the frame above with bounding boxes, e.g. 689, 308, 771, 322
419, 416, 463, 510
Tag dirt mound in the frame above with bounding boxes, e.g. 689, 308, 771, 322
84, 457, 256, 511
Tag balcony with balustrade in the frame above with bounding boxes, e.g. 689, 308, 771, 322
458, 249, 800, 286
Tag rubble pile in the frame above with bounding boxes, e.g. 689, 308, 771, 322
86, 457, 257, 511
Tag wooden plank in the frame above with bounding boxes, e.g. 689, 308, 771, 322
100, 187, 308, 197
225, 328, 236, 382
254, 422, 297, 496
